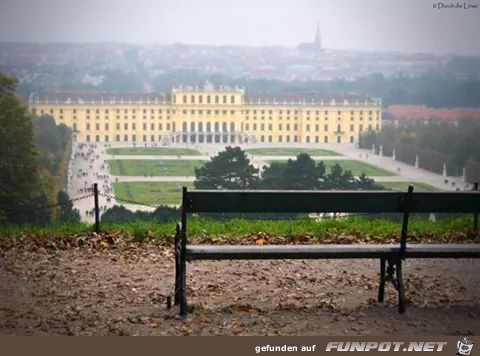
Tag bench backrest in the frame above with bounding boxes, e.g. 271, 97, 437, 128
183, 189, 480, 214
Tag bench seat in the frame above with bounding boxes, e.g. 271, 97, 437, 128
187, 243, 480, 261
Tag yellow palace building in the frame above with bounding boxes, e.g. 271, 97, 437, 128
29, 83, 382, 145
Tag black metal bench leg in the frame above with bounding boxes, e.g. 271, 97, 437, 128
378, 257, 386, 302
174, 234, 181, 306
396, 261, 406, 314
179, 245, 188, 317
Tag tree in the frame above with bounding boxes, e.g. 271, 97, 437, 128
0, 72, 45, 224
194, 146, 259, 189
355, 172, 383, 190
323, 163, 356, 190
261, 153, 326, 190
260, 155, 382, 191
57, 190, 80, 223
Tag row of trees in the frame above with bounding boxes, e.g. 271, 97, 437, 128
359, 120, 480, 180
194, 147, 383, 190
0, 72, 79, 225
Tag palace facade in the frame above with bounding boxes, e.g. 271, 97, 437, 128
29, 83, 382, 144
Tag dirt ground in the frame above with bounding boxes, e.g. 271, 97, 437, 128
1, 242, 479, 336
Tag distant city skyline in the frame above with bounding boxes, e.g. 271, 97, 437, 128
0, 0, 479, 55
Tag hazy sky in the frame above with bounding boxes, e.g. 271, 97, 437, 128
0, 0, 479, 54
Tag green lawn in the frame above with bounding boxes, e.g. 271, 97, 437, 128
266, 159, 396, 176
246, 147, 340, 156
113, 182, 194, 205
106, 147, 201, 156
108, 160, 204, 176
380, 182, 439, 192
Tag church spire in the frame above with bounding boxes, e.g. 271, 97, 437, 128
315, 21, 322, 48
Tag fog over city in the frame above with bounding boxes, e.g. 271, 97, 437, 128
0, 0, 479, 54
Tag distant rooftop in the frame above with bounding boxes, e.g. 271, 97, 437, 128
30, 89, 381, 106
172, 82, 245, 93
246, 93, 381, 106
30, 92, 171, 105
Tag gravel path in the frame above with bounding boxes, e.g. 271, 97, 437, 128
1, 245, 478, 336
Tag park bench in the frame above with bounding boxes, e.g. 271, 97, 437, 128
174, 186, 480, 317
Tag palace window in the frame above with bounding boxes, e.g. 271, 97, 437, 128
324, 124, 328, 131
230, 96, 235, 104
116, 123, 120, 130
191, 95, 195, 104
183, 95, 187, 104
132, 123, 136, 130
105, 123, 109, 130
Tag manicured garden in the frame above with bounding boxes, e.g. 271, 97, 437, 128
108, 159, 204, 176
106, 147, 201, 156
113, 182, 194, 205
266, 159, 396, 176
246, 147, 340, 156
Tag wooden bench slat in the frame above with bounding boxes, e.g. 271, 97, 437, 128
185, 190, 480, 214
186, 244, 480, 260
